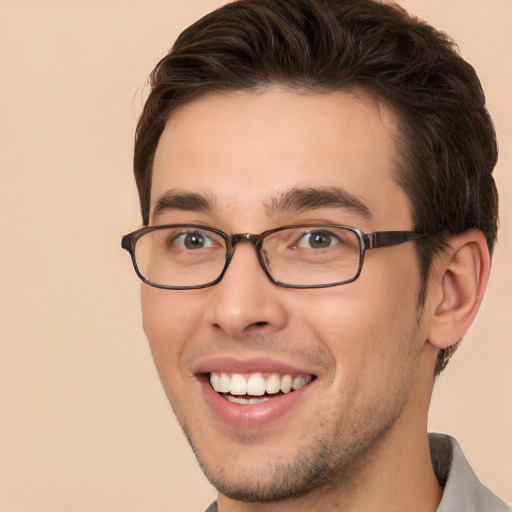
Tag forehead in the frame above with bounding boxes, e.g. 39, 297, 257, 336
151, 87, 412, 229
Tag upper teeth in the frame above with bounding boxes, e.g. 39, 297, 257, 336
209, 372, 312, 396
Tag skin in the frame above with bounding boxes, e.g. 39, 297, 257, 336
140, 88, 483, 511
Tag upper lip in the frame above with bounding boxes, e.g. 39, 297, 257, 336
193, 356, 319, 377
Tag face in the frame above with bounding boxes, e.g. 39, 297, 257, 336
142, 88, 432, 503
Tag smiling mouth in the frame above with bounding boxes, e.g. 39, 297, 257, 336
208, 372, 315, 405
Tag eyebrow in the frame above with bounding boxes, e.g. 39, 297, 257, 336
265, 186, 372, 219
152, 190, 216, 218
151, 186, 372, 221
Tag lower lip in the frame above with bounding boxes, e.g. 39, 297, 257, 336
199, 376, 314, 428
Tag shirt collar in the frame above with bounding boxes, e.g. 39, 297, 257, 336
430, 433, 509, 512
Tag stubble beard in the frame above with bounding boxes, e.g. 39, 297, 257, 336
185, 411, 401, 503
178, 348, 423, 503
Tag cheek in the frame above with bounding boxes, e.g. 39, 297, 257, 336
141, 286, 208, 410
141, 286, 201, 368
295, 259, 422, 376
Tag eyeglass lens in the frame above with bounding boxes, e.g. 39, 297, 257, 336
133, 225, 362, 288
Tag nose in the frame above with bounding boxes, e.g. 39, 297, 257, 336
203, 242, 288, 338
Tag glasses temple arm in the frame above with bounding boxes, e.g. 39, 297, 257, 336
369, 231, 431, 249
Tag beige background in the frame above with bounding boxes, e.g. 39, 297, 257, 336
0, 1, 510, 510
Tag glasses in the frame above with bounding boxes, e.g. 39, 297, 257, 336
121, 224, 431, 290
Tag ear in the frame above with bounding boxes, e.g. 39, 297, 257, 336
426, 229, 491, 349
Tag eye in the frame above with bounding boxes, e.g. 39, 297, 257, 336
173, 230, 215, 250
297, 230, 340, 249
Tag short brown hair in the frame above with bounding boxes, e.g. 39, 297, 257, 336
133, 0, 498, 375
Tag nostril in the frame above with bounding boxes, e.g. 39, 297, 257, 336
252, 321, 268, 328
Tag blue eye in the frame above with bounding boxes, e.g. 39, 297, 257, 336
297, 230, 339, 249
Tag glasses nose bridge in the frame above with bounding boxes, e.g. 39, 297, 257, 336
225, 233, 266, 274
228, 232, 263, 252
220, 232, 269, 284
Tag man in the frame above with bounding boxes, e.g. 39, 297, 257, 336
122, 0, 509, 510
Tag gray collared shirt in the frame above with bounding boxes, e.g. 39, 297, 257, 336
430, 433, 510, 512
205, 433, 510, 511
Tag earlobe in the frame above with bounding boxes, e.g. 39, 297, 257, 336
426, 230, 491, 349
